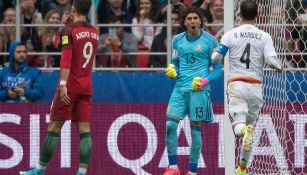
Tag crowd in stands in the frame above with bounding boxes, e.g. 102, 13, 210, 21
0, 0, 226, 68
0, 0, 306, 68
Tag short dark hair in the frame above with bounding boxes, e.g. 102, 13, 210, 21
17, 42, 27, 50
240, 0, 258, 20
181, 6, 204, 31
72, 0, 92, 16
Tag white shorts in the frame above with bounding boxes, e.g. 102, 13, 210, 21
227, 81, 264, 125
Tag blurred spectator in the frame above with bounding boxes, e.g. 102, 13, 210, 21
0, 41, 43, 103
20, 0, 43, 67
132, 0, 160, 50
97, 0, 134, 34
124, 0, 138, 16
193, 0, 213, 34
60, 5, 72, 28
40, 0, 72, 17
39, 9, 62, 67
285, 0, 307, 68
157, 0, 187, 22
0, 1, 15, 22
97, 16, 138, 67
193, 0, 210, 10
0, 8, 16, 67
210, 0, 224, 34
202, 8, 215, 35
149, 10, 180, 67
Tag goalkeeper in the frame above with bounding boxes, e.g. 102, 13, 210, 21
211, 0, 284, 175
163, 6, 222, 175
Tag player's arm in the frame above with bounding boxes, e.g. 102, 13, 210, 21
264, 34, 284, 71
265, 56, 284, 71
165, 37, 179, 78
59, 27, 73, 104
192, 39, 223, 91
59, 48, 71, 105
192, 60, 222, 91
207, 60, 223, 82
211, 44, 228, 64
211, 32, 230, 63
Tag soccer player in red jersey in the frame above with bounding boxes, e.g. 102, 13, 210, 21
20, 1, 99, 175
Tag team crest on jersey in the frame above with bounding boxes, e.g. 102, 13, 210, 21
195, 44, 202, 52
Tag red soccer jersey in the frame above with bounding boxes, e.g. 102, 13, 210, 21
60, 21, 99, 95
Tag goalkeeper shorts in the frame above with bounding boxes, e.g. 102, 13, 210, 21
166, 88, 214, 122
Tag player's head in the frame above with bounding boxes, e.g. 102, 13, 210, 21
181, 6, 204, 33
240, 0, 258, 21
72, 0, 92, 16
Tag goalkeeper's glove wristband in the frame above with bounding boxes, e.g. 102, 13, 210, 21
192, 77, 209, 91
165, 64, 177, 78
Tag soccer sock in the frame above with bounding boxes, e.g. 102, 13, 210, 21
78, 167, 87, 174
79, 132, 92, 170
39, 131, 60, 167
169, 165, 178, 170
165, 118, 179, 166
189, 125, 202, 173
240, 124, 252, 167
240, 145, 251, 169
238, 159, 248, 171
37, 164, 47, 171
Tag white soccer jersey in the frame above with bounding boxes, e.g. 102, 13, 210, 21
221, 24, 277, 81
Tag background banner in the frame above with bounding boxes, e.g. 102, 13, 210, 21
1, 103, 306, 174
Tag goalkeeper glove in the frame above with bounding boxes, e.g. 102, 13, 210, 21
192, 77, 209, 91
165, 64, 177, 78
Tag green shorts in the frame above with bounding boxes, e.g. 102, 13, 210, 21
166, 88, 214, 122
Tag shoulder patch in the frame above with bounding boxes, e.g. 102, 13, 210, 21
62, 36, 69, 45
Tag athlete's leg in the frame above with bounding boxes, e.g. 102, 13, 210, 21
39, 121, 65, 167
188, 121, 202, 175
228, 81, 250, 174
76, 122, 92, 175
73, 95, 92, 175
164, 89, 187, 175
37, 88, 71, 171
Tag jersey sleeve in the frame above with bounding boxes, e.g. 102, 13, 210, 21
60, 26, 73, 50
220, 31, 231, 47
263, 33, 277, 59
60, 26, 73, 69
171, 36, 180, 71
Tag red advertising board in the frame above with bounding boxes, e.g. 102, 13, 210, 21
0, 104, 224, 175
0, 103, 307, 175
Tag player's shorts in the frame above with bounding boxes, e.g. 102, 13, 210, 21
166, 88, 214, 122
50, 90, 92, 122
227, 81, 264, 125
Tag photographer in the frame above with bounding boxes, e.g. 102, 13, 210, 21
0, 41, 44, 103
